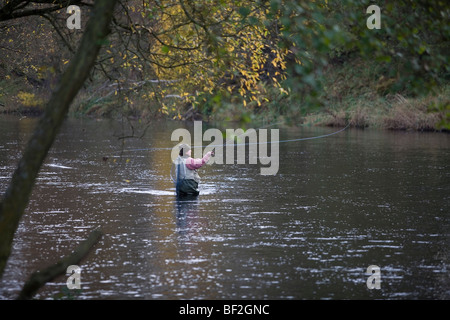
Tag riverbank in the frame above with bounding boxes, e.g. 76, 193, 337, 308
301, 85, 449, 131
299, 57, 449, 132
1, 59, 448, 132
2, 93, 448, 132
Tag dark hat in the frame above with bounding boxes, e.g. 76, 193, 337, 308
179, 143, 191, 155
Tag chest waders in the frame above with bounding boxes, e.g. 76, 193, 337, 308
175, 157, 200, 196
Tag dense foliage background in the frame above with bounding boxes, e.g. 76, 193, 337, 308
1, 0, 449, 129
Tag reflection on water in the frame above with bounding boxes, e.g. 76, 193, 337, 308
0, 115, 449, 299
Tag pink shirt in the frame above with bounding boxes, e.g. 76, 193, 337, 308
185, 150, 212, 170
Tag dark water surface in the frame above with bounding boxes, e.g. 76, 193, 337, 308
0, 115, 448, 299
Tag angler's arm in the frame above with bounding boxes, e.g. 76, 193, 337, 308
185, 151, 212, 170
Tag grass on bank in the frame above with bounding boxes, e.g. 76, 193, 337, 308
303, 84, 449, 131
298, 57, 449, 131
0, 76, 46, 116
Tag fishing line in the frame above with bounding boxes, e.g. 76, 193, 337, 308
118, 121, 350, 153
168, 121, 351, 184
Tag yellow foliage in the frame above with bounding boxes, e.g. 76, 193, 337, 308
145, 0, 294, 111
17, 91, 43, 107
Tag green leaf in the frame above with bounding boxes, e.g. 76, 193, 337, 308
375, 55, 392, 63
238, 7, 251, 17
161, 45, 170, 54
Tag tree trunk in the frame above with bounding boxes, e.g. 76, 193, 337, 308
0, 0, 117, 278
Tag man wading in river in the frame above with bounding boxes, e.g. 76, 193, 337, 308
173, 144, 213, 197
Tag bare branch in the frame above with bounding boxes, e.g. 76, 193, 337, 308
17, 229, 102, 300
0, 0, 90, 22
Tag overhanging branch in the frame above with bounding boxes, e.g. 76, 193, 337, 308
0, 0, 92, 22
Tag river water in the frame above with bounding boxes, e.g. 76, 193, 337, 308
0, 115, 448, 299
